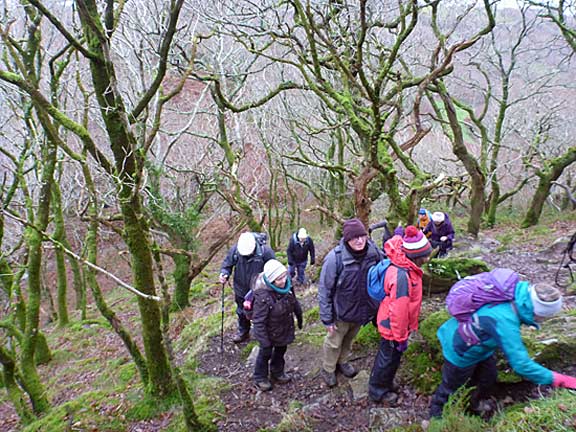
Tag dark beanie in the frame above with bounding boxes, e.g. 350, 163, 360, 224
342, 218, 368, 242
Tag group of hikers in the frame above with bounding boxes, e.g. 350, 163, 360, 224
217, 212, 576, 420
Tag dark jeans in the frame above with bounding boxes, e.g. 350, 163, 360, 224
288, 261, 307, 284
368, 338, 403, 401
431, 240, 453, 257
429, 356, 497, 418
235, 294, 251, 334
254, 345, 287, 382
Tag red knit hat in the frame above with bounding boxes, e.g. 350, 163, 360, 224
402, 225, 432, 259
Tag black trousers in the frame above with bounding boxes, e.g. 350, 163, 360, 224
235, 294, 251, 334
254, 345, 287, 382
429, 356, 497, 418
368, 338, 403, 401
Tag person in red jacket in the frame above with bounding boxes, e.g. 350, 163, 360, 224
368, 226, 432, 404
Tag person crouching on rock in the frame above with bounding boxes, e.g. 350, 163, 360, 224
252, 259, 303, 391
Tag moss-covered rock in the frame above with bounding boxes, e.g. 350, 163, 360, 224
423, 258, 490, 294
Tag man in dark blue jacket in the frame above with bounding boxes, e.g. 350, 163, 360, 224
287, 228, 316, 286
318, 218, 384, 387
219, 232, 276, 343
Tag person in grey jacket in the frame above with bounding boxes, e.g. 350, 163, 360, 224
318, 218, 384, 387
219, 232, 276, 343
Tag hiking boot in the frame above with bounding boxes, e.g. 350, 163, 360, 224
381, 391, 398, 405
232, 331, 249, 343
336, 362, 357, 378
321, 369, 337, 387
255, 379, 272, 391
271, 372, 292, 384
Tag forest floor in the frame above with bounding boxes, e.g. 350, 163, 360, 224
0, 218, 575, 431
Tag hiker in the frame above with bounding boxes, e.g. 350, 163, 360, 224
429, 280, 576, 418
252, 259, 303, 391
219, 232, 276, 343
369, 219, 393, 250
417, 208, 432, 234
287, 227, 316, 286
368, 226, 432, 404
318, 218, 385, 387
423, 211, 455, 258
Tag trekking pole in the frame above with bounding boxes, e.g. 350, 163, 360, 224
220, 281, 226, 353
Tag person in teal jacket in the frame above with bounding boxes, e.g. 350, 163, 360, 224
429, 281, 576, 418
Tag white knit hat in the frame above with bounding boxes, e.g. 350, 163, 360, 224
263, 259, 287, 283
432, 212, 445, 223
530, 283, 562, 318
237, 232, 256, 256
297, 228, 308, 240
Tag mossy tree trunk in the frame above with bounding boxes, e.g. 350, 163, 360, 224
522, 147, 576, 227
76, 0, 177, 396
51, 183, 69, 327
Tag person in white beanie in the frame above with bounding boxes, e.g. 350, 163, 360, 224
251, 259, 303, 391
430, 281, 575, 418
423, 211, 455, 258
286, 227, 316, 286
219, 232, 276, 343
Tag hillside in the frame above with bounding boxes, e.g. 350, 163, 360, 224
1, 218, 576, 431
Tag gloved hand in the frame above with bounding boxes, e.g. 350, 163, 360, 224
296, 314, 303, 330
552, 372, 576, 389
368, 227, 373, 234
440, 236, 447, 242
396, 340, 408, 353
219, 273, 228, 284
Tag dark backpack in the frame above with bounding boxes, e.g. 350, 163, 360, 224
446, 268, 519, 345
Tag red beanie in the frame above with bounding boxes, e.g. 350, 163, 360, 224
402, 225, 432, 259
342, 218, 368, 242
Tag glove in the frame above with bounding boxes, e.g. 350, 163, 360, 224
368, 227, 373, 234
552, 372, 576, 389
440, 236, 448, 242
396, 340, 408, 353
296, 314, 303, 330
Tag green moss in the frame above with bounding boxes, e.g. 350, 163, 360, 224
490, 390, 576, 431
189, 282, 211, 301
427, 387, 486, 432
425, 258, 490, 280
241, 341, 258, 360
355, 323, 381, 347
22, 391, 125, 432
178, 310, 230, 360
402, 311, 449, 394
125, 390, 181, 421
298, 323, 325, 346
303, 306, 320, 323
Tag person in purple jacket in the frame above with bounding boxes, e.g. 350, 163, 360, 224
423, 212, 455, 258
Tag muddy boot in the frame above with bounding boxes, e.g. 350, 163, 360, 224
271, 372, 292, 384
321, 369, 337, 387
232, 331, 249, 343
255, 379, 272, 391
336, 362, 357, 378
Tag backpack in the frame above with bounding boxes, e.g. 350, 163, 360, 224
367, 259, 392, 302
446, 268, 519, 345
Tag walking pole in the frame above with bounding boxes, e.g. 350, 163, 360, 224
220, 281, 226, 353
